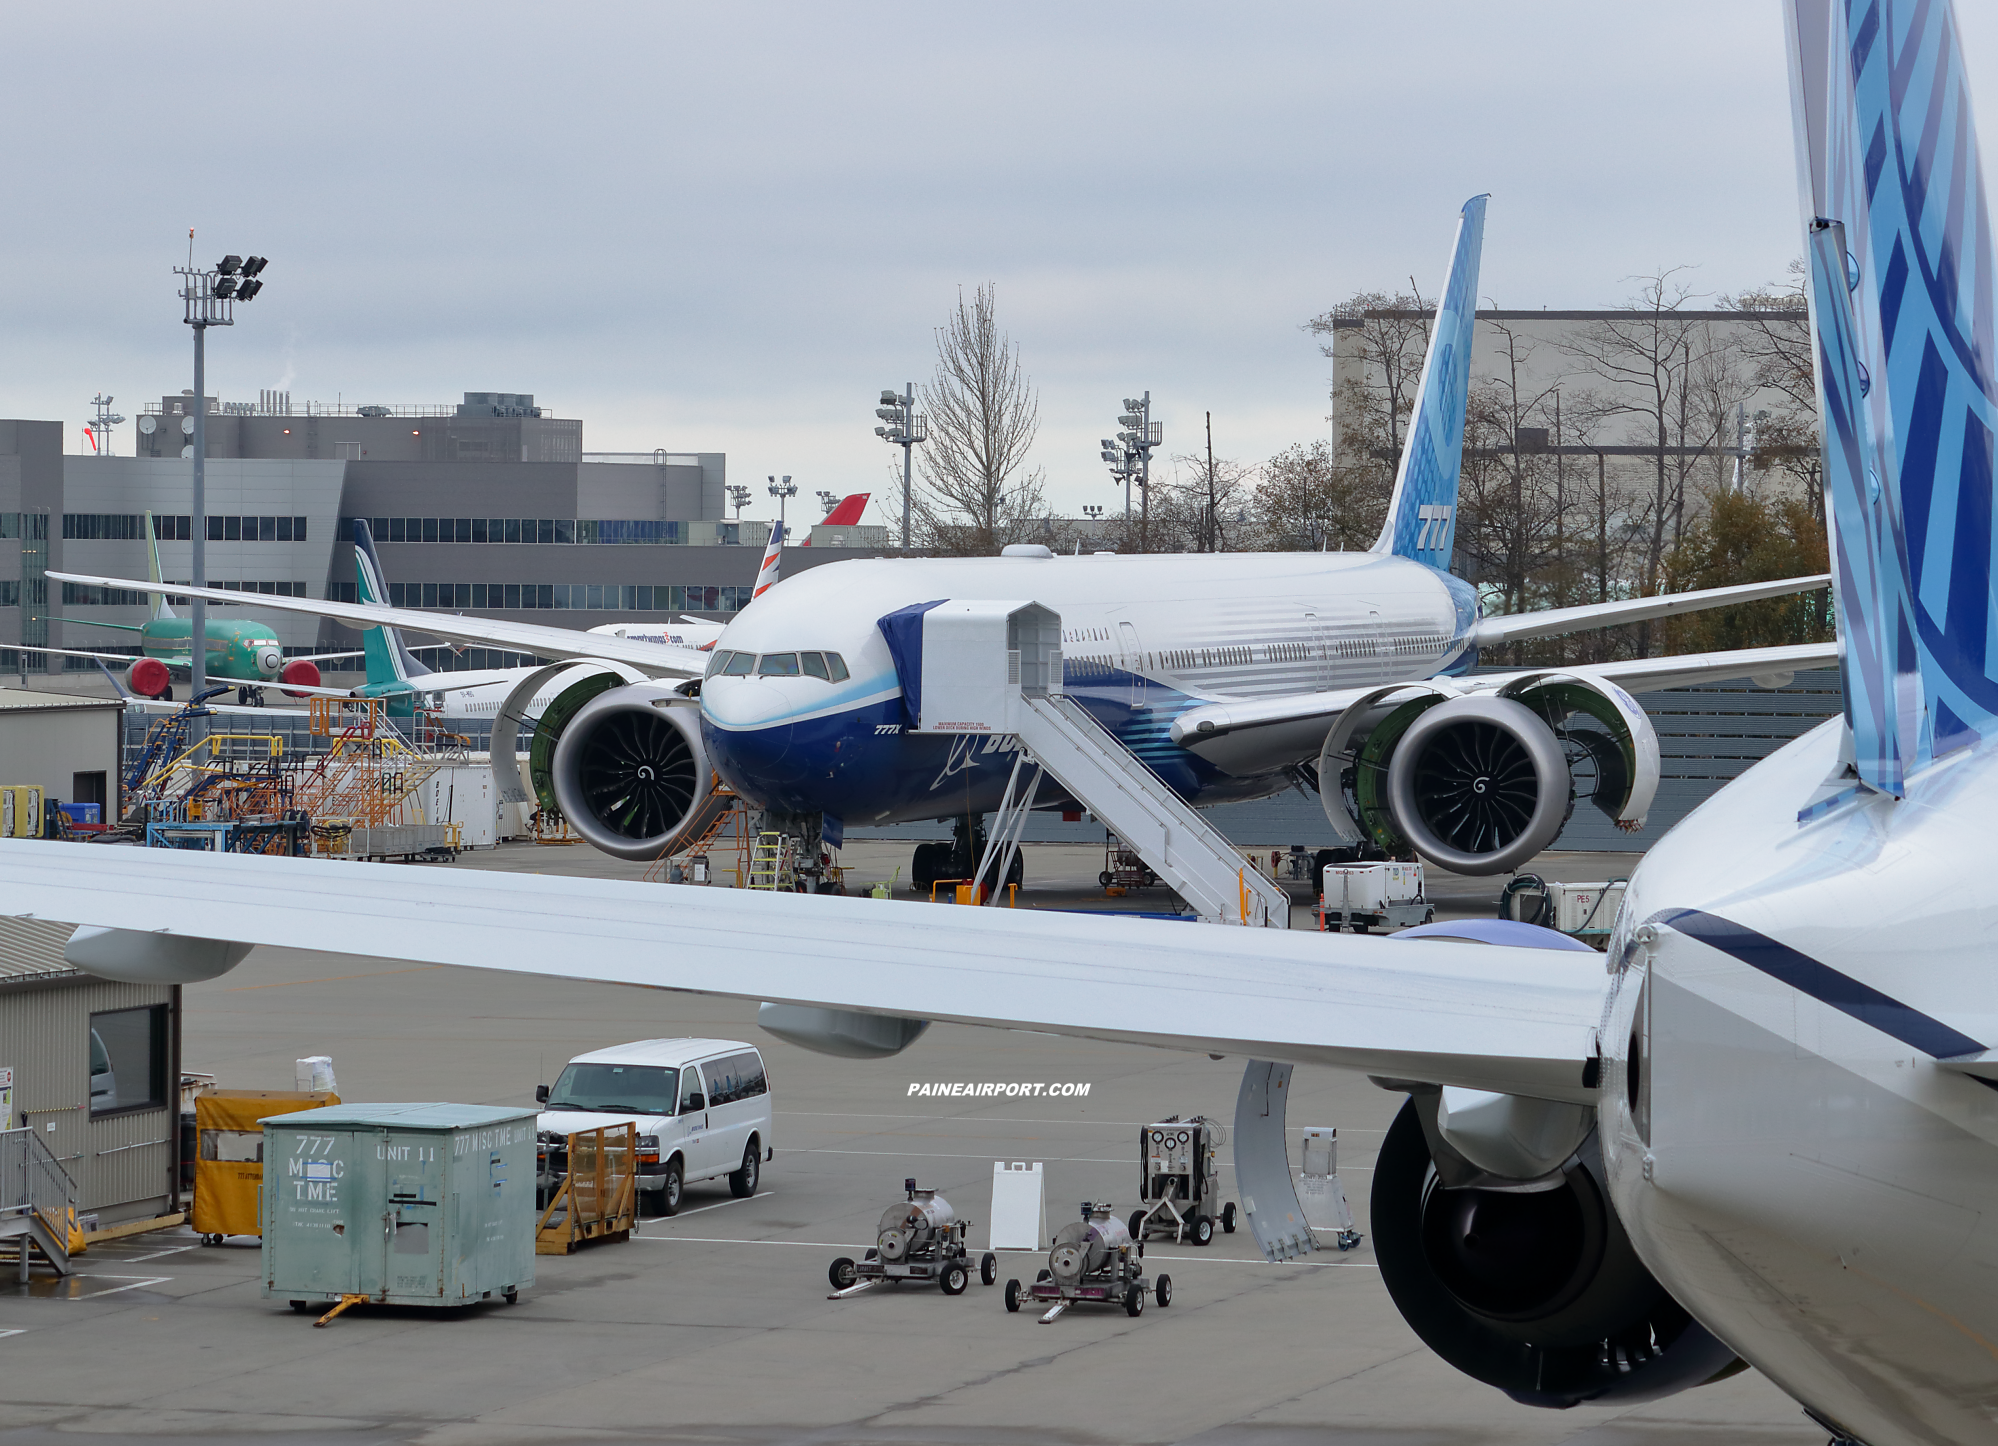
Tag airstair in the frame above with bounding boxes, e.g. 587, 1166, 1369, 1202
0, 1127, 76, 1280
901, 600, 1290, 927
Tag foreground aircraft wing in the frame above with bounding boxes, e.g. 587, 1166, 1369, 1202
0, 840, 1605, 1104
47, 572, 709, 680
1171, 640, 1840, 744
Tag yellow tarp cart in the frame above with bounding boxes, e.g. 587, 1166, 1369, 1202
192, 1089, 338, 1244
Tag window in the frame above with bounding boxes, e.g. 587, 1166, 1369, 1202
801, 652, 829, 681
721, 652, 756, 676
824, 653, 850, 682
706, 650, 735, 678
88, 1005, 168, 1116
544, 1062, 680, 1117
705, 1051, 766, 1105
758, 652, 800, 677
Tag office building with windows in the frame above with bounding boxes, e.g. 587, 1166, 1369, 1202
2, 393, 865, 675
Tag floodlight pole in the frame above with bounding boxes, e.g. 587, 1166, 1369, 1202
191, 322, 207, 701
898, 383, 915, 553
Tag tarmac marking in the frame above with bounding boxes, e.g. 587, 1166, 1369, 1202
116, 1245, 197, 1263
64, 1275, 173, 1299
777, 1112, 1385, 1133
798, 1148, 1136, 1163
0, 1329, 25, 1339
668, 1191, 775, 1217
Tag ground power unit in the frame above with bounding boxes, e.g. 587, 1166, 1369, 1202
827, 1179, 997, 1298
1318, 862, 1432, 933
1130, 1116, 1236, 1246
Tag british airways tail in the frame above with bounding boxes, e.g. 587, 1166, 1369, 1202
1371, 194, 1488, 570
352, 519, 433, 685
752, 522, 784, 599
1788, 0, 1998, 772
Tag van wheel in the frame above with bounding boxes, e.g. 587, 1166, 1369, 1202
729, 1140, 760, 1198
658, 1157, 685, 1216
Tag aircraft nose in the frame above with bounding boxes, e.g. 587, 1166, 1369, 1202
256, 646, 283, 677
700, 680, 795, 729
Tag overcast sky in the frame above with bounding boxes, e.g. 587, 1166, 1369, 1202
5, 3, 1994, 527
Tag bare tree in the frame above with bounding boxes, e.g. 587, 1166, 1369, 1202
912, 284, 1046, 555
1559, 270, 1723, 651
1307, 288, 1431, 480
1725, 262, 1824, 528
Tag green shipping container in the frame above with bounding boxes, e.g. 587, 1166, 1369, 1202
260, 1102, 537, 1312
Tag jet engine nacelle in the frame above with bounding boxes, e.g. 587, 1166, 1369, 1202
128, 656, 172, 700
547, 684, 717, 861
1319, 676, 1659, 875
1371, 1093, 1739, 1408
279, 659, 322, 698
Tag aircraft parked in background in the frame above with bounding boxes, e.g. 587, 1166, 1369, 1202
57, 219, 1834, 874
19, 513, 353, 702
14, 7, 1998, 1441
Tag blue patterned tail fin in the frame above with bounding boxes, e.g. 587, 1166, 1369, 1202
1372, 194, 1487, 569
1789, 0, 1998, 768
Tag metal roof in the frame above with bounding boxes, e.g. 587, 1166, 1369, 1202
0, 688, 122, 713
0, 917, 84, 981
263, 1102, 536, 1130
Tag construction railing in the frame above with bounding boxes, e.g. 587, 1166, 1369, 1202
0, 1127, 76, 1278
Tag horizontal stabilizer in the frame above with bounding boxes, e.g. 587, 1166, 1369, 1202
1471, 574, 1830, 649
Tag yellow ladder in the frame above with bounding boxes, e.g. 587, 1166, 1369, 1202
747, 832, 785, 890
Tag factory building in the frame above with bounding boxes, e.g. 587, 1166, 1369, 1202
0, 394, 875, 674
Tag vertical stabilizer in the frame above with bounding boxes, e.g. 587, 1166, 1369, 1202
751, 522, 784, 599
1808, 219, 1920, 794
1788, 0, 1998, 766
352, 519, 432, 684
1371, 195, 1488, 569
143, 511, 172, 620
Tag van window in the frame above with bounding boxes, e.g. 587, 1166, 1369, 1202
545, 1062, 679, 1116
705, 1051, 767, 1105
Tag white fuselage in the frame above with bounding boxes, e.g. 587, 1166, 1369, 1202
1600, 721, 1998, 1445
700, 551, 1477, 821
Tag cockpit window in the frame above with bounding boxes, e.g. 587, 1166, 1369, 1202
824, 652, 850, 682
705, 650, 733, 678
801, 652, 830, 681
757, 652, 801, 677
720, 652, 756, 676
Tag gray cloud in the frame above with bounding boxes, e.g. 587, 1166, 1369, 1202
5, 2, 1993, 522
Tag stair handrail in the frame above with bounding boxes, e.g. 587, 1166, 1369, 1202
0, 1126, 78, 1238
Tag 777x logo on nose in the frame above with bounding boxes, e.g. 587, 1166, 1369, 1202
1414, 504, 1453, 551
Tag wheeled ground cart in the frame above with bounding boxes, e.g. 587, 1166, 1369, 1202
1005, 1202, 1172, 1322
1128, 1115, 1236, 1246
828, 1179, 997, 1298
1318, 861, 1432, 933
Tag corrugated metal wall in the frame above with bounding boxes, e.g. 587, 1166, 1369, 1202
0, 922, 176, 1223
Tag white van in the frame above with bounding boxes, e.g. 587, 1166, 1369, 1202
535, 1038, 772, 1215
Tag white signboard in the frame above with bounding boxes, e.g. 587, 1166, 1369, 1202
989, 1161, 1045, 1252
0, 1067, 13, 1131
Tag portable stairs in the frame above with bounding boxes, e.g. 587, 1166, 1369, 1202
289, 699, 445, 837
747, 831, 790, 890
0, 1127, 76, 1279
910, 601, 1291, 927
